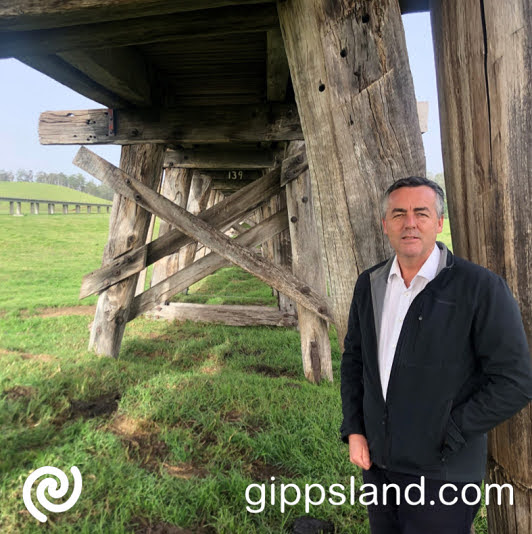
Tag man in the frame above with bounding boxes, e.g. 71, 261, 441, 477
340, 176, 532, 533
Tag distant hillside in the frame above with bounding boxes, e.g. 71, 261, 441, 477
0, 182, 112, 204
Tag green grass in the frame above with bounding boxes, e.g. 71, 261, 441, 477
0, 183, 111, 215
0, 214, 486, 534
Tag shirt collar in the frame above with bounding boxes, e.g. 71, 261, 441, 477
388, 243, 441, 284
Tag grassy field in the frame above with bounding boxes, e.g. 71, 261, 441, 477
0, 183, 111, 215
0, 214, 483, 534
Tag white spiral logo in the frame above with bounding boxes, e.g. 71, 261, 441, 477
23, 466, 82, 523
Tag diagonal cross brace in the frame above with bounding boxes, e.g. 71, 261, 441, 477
74, 147, 334, 324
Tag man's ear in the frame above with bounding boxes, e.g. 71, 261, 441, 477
437, 215, 444, 233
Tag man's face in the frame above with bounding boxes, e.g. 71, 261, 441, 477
382, 186, 444, 262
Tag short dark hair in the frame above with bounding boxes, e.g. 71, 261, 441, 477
382, 176, 445, 218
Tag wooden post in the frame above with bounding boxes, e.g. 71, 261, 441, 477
87, 205, 91, 213
278, 0, 425, 344
286, 141, 331, 382
34, 202, 39, 215
135, 212, 157, 296
150, 167, 193, 287
63, 204, 68, 214
75, 204, 80, 213
97, 205, 101, 213
431, 1, 531, 532
9, 201, 14, 215
89, 143, 165, 357
177, 170, 212, 273
47, 203, 54, 215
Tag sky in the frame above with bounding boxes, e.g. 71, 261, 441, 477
0, 12, 443, 181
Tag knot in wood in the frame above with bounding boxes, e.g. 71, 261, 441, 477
134, 194, 141, 201
125, 179, 131, 185
318, 306, 327, 315
290, 216, 298, 223
300, 286, 310, 295
301, 196, 308, 203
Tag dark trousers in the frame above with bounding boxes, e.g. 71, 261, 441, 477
362, 465, 481, 534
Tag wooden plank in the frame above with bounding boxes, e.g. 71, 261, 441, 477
431, 1, 531, 532
147, 302, 297, 327
0, 1, 275, 31
135, 212, 157, 296
278, 0, 426, 344
130, 209, 289, 319
88, 143, 165, 357
285, 141, 332, 383
164, 146, 276, 169
18, 54, 130, 109
58, 48, 152, 106
79, 160, 286, 299
74, 147, 334, 324
0, 4, 278, 57
39, 104, 302, 145
150, 167, 193, 287
267, 28, 290, 102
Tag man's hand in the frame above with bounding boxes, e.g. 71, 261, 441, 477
348, 434, 372, 470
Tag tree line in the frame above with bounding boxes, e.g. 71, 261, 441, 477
0, 168, 114, 201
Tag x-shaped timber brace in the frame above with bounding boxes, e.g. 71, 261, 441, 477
75, 145, 333, 383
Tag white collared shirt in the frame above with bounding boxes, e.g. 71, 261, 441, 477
378, 243, 441, 400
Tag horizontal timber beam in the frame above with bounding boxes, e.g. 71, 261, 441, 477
39, 104, 302, 145
73, 146, 333, 323
78, 149, 306, 298
146, 302, 297, 327
0, 1, 275, 32
164, 146, 278, 169
39, 101, 428, 145
130, 209, 289, 319
0, 4, 278, 57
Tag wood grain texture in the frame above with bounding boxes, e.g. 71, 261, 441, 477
130, 210, 288, 319
0, 4, 278, 57
285, 141, 332, 383
146, 302, 297, 327
278, 0, 426, 345
88, 143, 165, 357
39, 104, 302, 145
150, 167, 192, 287
79, 161, 285, 298
431, 1, 531, 532
74, 146, 334, 323
0, 1, 275, 31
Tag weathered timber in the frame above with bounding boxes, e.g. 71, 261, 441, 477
285, 141, 332, 383
150, 167, 193, 287
0, 1, 275, 31
130, 210, 288, 319
267, 28, 290, 101
18, 55, 130, 108
78, 157, 294, 299
278, 0, 426, 344
178, 171, 212, 274
164, 146, 276, 169
0, 4, 278, 57
88, 143, 165, 357
74, 147, 334, 324
39, 104, 302, 145
147, 302, 297, 327
431, 1, 531, 532
135, 212, 157, 296
58, 48, 152, 106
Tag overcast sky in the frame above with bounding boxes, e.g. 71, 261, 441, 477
0, 12, 443, 180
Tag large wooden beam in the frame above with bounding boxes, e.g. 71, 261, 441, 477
74, 147, 334, 324
164, 146, 277, 169
0, 4, 278, 57
18, 55, 130, 109
88, 143, 165, 357
285, 141, 331, 383
78, 153, 303, 299
278, 0, 426, 344
58, 48, 152, 106
431, 1, 531, 532
39, 104, 302, 145
130, 210, 289, 319
0, 1, 275, 31
147, 302, 296, 327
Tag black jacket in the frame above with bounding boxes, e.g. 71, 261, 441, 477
340, 242, 532, 481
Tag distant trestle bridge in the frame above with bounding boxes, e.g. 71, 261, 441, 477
0, 196, 112, 215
